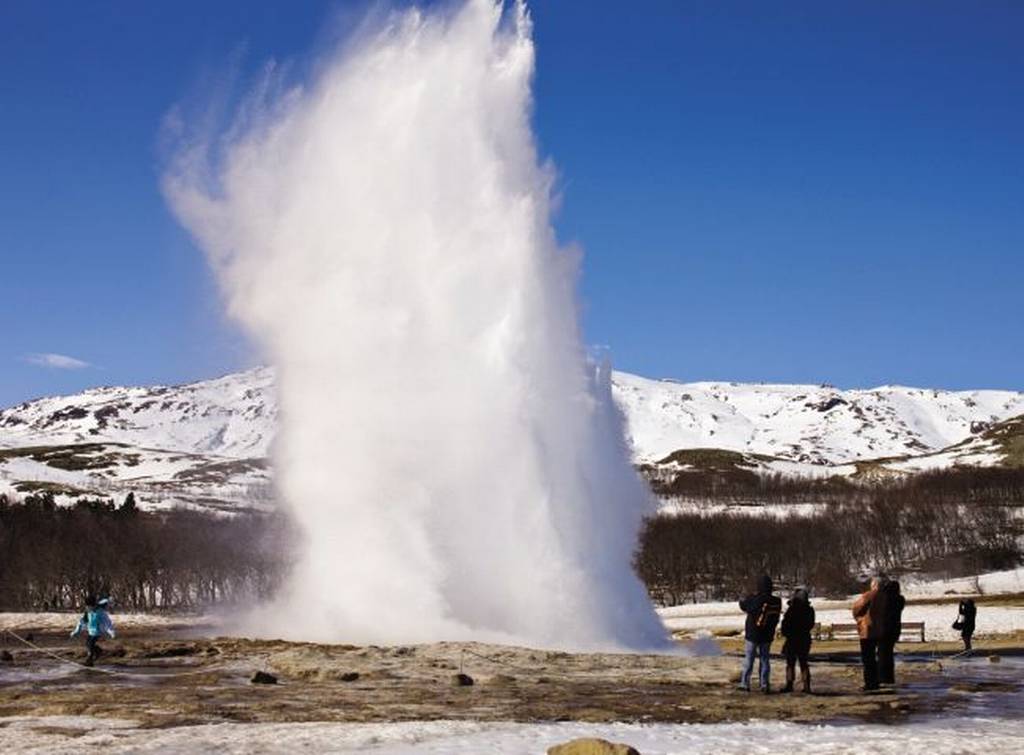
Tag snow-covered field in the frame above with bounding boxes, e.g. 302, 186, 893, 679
660, 600, 1023, 642
3, 714, 1024, 754
659, 569, 1024, 642
5, 569, 1022, 642
2, 606, 1022, 752
901, 566, 1024, 599
0, 612, 220, 633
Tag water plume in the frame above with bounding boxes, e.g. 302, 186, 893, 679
164, 0, 667, 649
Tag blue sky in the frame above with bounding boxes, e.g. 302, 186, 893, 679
1, 1, 1021, 406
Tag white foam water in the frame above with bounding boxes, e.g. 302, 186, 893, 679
163, 0, 666, 649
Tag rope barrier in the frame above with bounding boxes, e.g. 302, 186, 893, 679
3, 629, 230, 679
457, 645, 694, 682
459, 646, 542, 675
6, 626, 991, 689
5, 629, 118, 675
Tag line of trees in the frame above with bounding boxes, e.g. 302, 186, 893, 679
635, 497, 1023, 606
0, 492, 291, 611
642, 463, 1024, 507
3, 464, 1020, 614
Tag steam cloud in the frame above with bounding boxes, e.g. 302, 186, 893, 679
164, 0, 667, 649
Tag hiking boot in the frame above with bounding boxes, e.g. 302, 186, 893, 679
736, 685, 750, 692
801, 671, 811, 694
760, 685, 770, 694
784, 666, 795, 693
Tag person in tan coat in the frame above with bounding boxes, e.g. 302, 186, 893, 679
852, 576, 889, 691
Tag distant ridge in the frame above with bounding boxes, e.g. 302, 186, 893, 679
1, 368, 1021, 512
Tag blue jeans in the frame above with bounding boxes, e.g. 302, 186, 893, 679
741, 640, 772, 690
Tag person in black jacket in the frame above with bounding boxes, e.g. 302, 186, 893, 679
878, 579, 905, 685
955, 599, 977, 652
738, 575, 782, 693
780, 588, 815, 693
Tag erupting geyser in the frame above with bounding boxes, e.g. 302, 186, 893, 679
164, 0, 667, 648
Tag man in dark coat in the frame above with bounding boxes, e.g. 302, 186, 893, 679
955, 599, 977, 652
878, 579, 905, 685
780, 587, 815, 693
738, 574, 782, 692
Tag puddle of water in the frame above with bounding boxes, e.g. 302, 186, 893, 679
893, 656, 1024, 722
0, 663, 81, 685
0, 656, 244, 690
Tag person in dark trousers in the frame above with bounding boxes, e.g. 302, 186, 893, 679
852, 576, 889, 691
878, 579, 905, 685
738, 575, 782, 693
954, 599, 977, 652
70, 595, 116, 666
780, 587, 815, 693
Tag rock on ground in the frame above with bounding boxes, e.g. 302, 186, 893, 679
547, 737, 640, 755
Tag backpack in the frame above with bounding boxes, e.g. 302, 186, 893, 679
756, 598, 781, 629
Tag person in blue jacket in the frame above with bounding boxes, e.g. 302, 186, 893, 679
70, 595, 116, 666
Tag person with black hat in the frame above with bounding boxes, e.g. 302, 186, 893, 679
780, 587, 815, 693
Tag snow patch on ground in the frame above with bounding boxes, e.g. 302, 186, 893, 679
658, 593, 1024, 642
901, 567, 1024, 599
0, 612, 222, 633
3, 715, 1024, 754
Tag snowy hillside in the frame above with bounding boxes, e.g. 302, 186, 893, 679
0, 368, 275, 457
614, 372, 1024, 465
0, 369, 276, 513
1, 368, 1022, 512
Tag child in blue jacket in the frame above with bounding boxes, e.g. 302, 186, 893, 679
70, 595, 116, 666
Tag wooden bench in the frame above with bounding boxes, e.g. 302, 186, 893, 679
813, 622, 925, 642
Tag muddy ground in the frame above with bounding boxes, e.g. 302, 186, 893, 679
1, 621, 1020, 730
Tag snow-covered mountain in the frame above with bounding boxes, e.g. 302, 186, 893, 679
0, 368, 275, 457
613, 372, 1024, 465
0, 369, 276, 512
1, 368, 1021, 512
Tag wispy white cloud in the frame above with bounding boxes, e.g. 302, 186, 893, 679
24, 353, 92, 370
